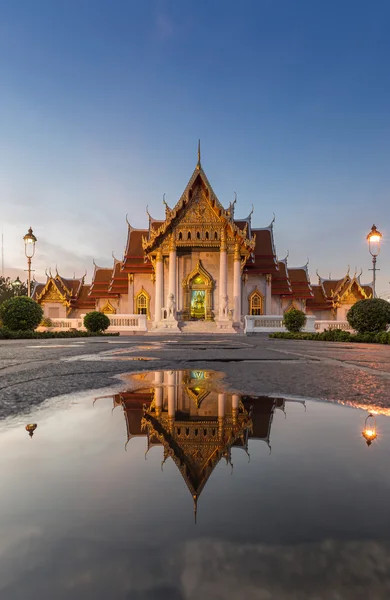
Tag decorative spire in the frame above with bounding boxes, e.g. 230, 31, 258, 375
197, 139, 201, 170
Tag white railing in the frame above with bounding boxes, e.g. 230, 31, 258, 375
49, 318, 84, 330
105, 314, 147, 332
314, 320, 355, 333
244, 315, 316, 334
41, 314, 147, 333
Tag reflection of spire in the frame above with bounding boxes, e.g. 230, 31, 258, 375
193, 495, 198, 524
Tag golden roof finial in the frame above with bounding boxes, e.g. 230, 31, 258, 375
197, 139, 201, 170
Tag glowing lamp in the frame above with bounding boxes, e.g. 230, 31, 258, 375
23, 227, 37, 259
362, 414, 377, 446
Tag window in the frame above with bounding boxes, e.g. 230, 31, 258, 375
179, 232, 183, 240
214, 231, 218, 240
249, 290, 263, 315
187, 231, 191, 240
197, 231, 200, 239
205, 231, 209, 240
135, 288, 150, 318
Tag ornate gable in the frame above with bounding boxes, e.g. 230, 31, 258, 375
36, 278, 70, 306
142, 164, 255, 255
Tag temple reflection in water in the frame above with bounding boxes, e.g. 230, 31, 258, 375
96, 370, 301, 520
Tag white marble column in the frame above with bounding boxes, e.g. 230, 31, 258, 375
233, 243, 241, 323
154, 249, 163, 325
168, 236, 177, 317
127, 273, 134, 313
219, 229, 228, 316
265, 273, 272, 315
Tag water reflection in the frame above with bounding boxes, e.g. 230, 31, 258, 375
95, 369, 305, 520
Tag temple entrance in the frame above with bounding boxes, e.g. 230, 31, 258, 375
182, 260, 214, 321
191, 288, 206, 320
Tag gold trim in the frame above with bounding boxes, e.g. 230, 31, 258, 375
101, 300, 116, 314
248, 288, 264, 315
134, 286, 151, 319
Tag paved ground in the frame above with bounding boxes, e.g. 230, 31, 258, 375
1, 334, 390, 419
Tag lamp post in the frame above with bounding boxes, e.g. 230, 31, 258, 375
367, 225, 382, 298
12, 276, 22, 296
23, 227, 37, 297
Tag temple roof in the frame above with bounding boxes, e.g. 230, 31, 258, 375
245, 226, 278, 274
272, 260, 292, 296
288, 265, 313, 299
141, 162, 255, 254
89, 265, 118, 298
121, 226, 153, 274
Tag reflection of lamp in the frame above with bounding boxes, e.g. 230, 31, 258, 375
362, 414, 377, 446
367, 224, 382, 297
23, 227, 37, 297
25, 423, 37, 438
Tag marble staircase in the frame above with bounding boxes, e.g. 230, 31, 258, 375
179, 320, 238, 334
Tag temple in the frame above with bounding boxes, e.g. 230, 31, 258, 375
33, 147, 373, 330
95, 369, 296, 519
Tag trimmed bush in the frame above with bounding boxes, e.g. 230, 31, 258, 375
0, 296, 43, 331
84, 311, 110, 333
347, 298, 390, 334
283, 308, 307, 332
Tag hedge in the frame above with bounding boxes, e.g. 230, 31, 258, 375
269, 329, 390, 344
0, 328, 119, 339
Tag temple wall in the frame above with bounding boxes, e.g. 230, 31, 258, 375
244, 275, 267, 315
306, 308, 334, 320
42, 302, 67, 319
133, 274, 154, 319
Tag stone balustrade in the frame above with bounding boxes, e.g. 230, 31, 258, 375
43, 314, 148, 333
314, 320, 354, 333
244, 315, 316, 334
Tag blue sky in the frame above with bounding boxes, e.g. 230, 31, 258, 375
1, 0, 389, 295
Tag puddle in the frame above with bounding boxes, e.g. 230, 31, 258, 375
1, 369, 390, 598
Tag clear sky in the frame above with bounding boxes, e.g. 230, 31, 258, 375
1, 0, 389, 295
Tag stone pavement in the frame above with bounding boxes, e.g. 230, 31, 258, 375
1, 334, 390, 419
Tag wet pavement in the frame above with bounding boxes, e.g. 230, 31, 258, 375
1, 368, 390, 599
1, 334, 390, 420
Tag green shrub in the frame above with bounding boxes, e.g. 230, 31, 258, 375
320, 328, 351, 342
0, 296, 43, 331
283, 308, 307, 332
83, 311, 110, 333
347, 298, 390, 334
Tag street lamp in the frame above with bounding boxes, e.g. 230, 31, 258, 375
12, 276, 22, 296
367, 224, 382, 298
23, 227, 37, 297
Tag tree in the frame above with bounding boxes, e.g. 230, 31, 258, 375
84, 311, 110, 333
0, 296, 43, 331
0, 276, 28, 304
283, 308, 307, 332
347, 298, 390, 334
